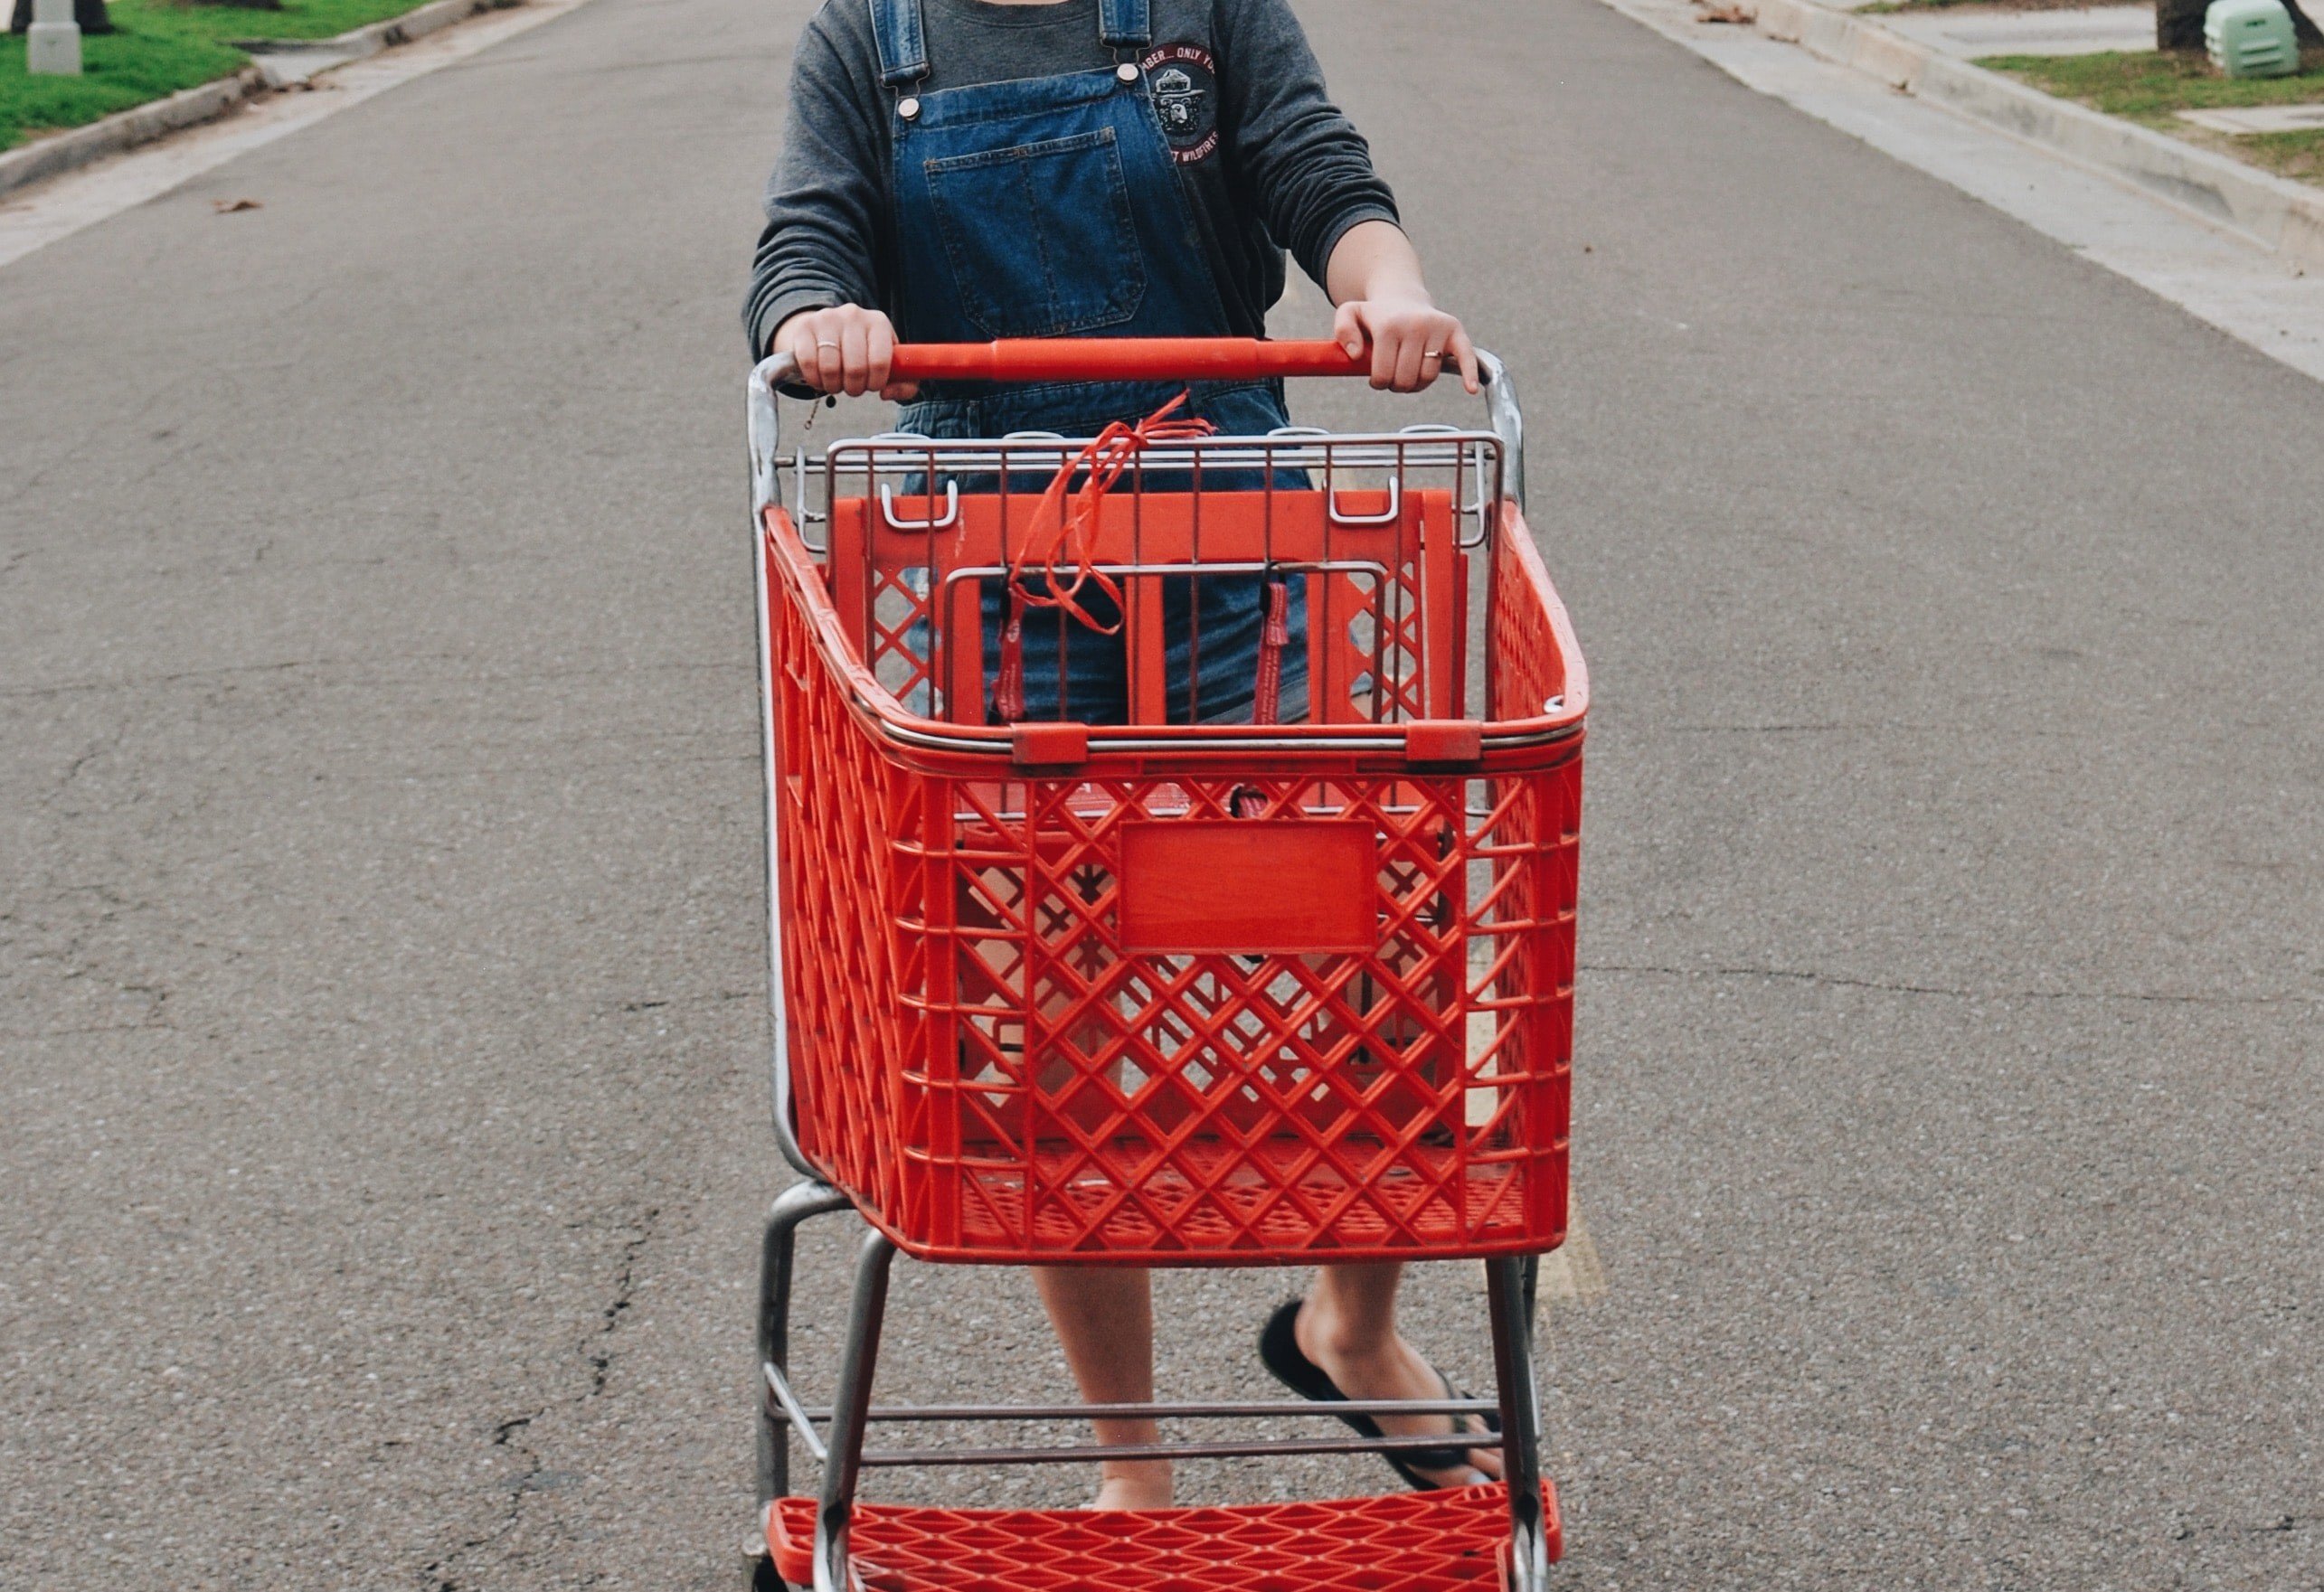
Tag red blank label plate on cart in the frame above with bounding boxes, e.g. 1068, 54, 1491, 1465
1118, 821, 1377, 954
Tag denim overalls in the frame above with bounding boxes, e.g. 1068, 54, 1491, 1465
872, 0, 1309, 725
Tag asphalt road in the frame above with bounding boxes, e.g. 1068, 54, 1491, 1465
3, 0, 2319, 1587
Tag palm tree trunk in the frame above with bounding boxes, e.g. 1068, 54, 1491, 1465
2156, 0, 2208, 50
9, 0, 112, 33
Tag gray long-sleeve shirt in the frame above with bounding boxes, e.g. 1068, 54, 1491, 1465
744, 0, 1400, 357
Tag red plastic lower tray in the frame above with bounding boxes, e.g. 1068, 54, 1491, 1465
769, 1482, 1562, 1591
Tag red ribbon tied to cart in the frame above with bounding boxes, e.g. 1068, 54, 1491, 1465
997, 391, 1211, 721
997, 391, 1290, 727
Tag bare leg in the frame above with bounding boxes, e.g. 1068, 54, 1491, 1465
1299, 1262, 1504, 1485
1033, 1266, 1173, 1509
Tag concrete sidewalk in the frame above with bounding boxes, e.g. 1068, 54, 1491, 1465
1872, 1, 2155, 56
1721, 0, 2324, 275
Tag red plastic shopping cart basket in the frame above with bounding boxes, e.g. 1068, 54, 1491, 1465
747, 339, 1586, 1592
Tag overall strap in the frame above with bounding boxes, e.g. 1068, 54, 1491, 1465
1098, 0, 1150, 49
867, 0, 929, 86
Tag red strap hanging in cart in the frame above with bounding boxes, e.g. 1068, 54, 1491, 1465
1224, 580, 1292, 820
1251, 574, 1290, 728
997, 391, 1215, 722
996, 586, 1030, 725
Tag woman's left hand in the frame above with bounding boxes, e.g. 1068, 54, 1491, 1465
1332, 295, 1479, 395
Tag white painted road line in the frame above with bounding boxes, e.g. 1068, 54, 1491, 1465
1537, 1208, 1608, 1308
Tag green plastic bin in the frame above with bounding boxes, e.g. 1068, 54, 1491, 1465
2206, 0, 2300, 79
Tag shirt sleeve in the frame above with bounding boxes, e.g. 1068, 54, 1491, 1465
1215, 0, 1402, 290
743, 11, 889, 358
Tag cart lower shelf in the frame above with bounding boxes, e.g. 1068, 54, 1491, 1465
769, 1482, 1562, 1591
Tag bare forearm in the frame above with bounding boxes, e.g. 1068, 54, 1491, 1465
1321, 220, 1477, 393
1325, 219, 1429, 306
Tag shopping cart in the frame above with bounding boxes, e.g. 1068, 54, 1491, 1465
744, 339, 1588, 1592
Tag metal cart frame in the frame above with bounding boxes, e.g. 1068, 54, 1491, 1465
743, 339, 1580, 1592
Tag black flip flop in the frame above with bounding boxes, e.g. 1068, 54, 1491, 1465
1257, 1297, 1500, 1492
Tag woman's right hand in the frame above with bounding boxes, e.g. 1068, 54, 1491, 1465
773, 304, 918, 400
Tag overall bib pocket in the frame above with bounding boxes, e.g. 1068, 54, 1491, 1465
924, 128, 1148, 339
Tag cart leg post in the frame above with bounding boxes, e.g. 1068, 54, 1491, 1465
1487, 1256, 1553, 1592
814, 1229, 897, 1592
760, 1181, 854, 1512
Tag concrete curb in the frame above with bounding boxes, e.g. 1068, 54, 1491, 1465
0, 68, 263, 197
248, 0, 505, 79
0, 0, 501, 199
1748, 0, 2324, 271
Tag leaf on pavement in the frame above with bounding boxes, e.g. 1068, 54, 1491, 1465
213, 199, 264, 215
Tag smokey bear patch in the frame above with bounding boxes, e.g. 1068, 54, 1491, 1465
1141, 43, 1219, 165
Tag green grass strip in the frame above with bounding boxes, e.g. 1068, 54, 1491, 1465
2, 0, 456, 153
1982, 45, 2324, 117
1982, 47, 2324, 187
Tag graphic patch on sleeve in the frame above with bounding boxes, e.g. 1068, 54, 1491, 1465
1141, 43, 1220, 165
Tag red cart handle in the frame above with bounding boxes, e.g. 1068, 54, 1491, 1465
887, 338, 1370, 384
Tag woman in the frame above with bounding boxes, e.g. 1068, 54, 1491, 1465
746, 0, 1495, 1509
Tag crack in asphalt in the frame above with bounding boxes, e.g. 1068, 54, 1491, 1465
0, 655, 745, 702
420, 1412, 546, 1592
5, 878, 180, 1037
58, 724, 125, 791
0, 1019, 176, 1040
1582, 961, 2320, 1007
615, 991, 751, 1014
317, 751, 755, 786
590, 1210, 660, 1397
1662, 721, 1871, 735
419, 1208, 662, 1590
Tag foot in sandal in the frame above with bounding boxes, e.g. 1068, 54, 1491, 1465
1089, 1458, 1173, 1511
1260, 1295, 1504, 1490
